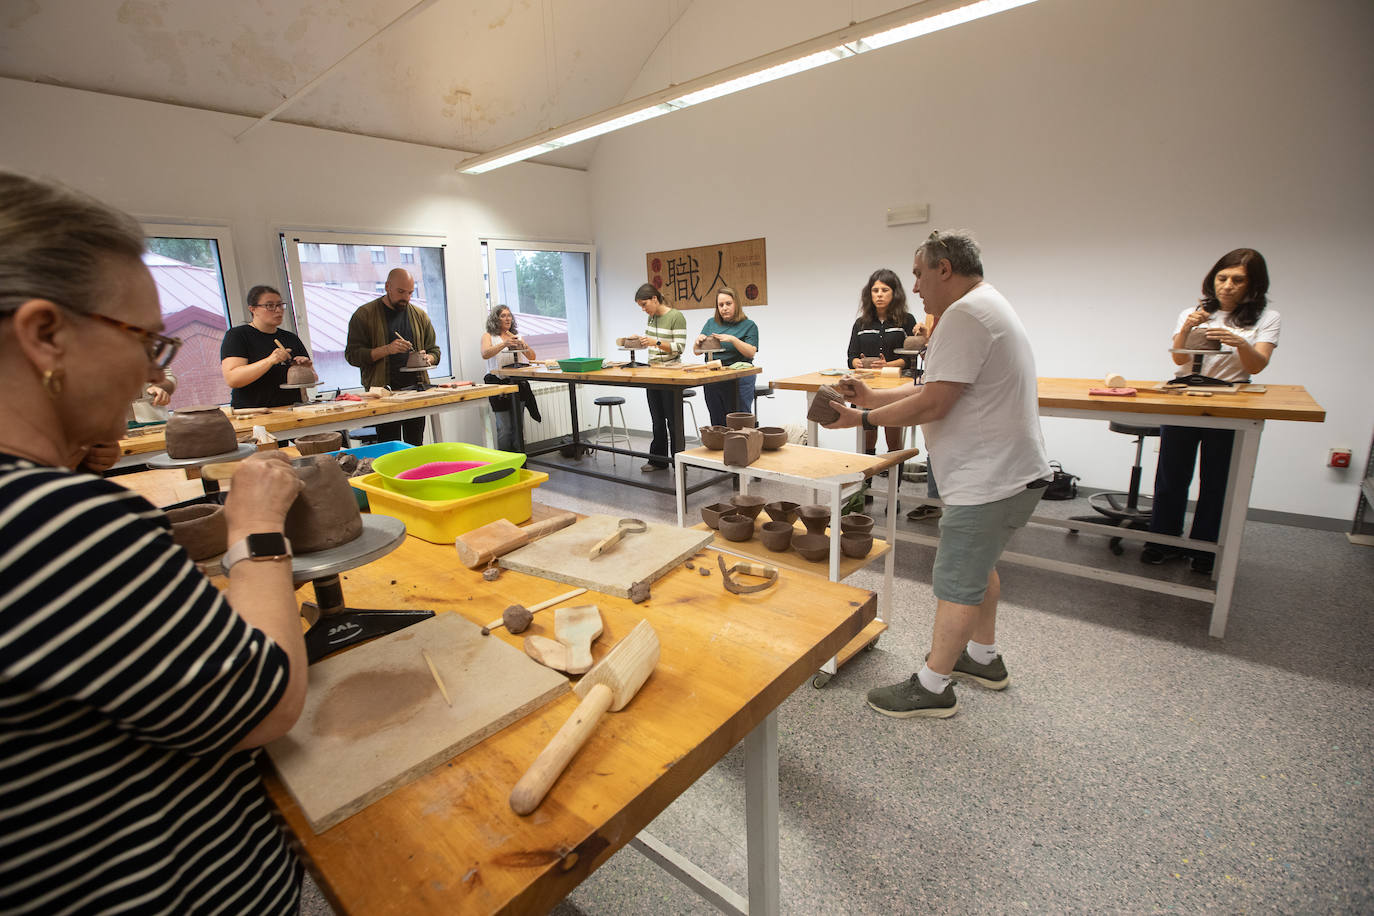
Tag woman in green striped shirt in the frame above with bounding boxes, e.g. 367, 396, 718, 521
633, 282, 686, 470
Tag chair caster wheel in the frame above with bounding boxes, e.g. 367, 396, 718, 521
812, 672, 833, 689
1110, 537, 1124, 556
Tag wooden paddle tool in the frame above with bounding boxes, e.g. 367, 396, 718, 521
455, 512, 576, 569
587, 517, 647, 559
509, 619, 660, 815
523, 605, 602, 674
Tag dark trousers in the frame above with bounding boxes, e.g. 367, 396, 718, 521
645, 388, 682, 467
1148, 425, 1234, 551
702, 374, 755, 427
375, 417, 428, 447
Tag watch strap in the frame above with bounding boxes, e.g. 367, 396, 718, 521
222, 533, 293, 574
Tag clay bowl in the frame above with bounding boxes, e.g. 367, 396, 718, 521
840, 513, 874, 535
728, 494, 766, 520
699, 425, 728, 450
759, 426, 788, 450
840, 531, 874, 559
763, 500, 800, 524
716, 513, 755, 542
726, 412, 756, 429
700, 501, 735, 529
796, 504, 830, 535
759, 521, 794, 552
793, 532, 831, 562
294, 431, 342, 456
1184, 327, 1221, 350
165, 504, 227, 561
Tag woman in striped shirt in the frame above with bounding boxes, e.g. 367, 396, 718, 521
632, 283, 686, 471
0, 171, 308, 915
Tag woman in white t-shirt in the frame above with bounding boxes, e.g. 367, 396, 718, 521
481, 305, 536, 451
1143, 248, 1280, 572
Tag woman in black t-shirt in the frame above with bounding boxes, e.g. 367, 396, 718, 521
845, 268, 916, 456
220, 285, 314, 408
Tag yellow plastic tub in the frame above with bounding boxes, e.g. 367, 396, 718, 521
349, 468, 549, 544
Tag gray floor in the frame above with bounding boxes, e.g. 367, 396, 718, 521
301, 436, 1374, 914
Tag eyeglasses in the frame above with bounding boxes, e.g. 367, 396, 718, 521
252, 301, 286, 311
82, 311, 183, 369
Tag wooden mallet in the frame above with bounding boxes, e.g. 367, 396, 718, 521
509, 619, 660, 815
455, 512, 576, 569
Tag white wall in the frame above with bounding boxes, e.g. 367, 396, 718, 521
0, 77, 593, 443
590, 0, 1374, 521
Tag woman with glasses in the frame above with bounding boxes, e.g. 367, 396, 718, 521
0, 171, 308, 914
220, 285, 314, 408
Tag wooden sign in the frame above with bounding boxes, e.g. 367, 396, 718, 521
646, 238, 767, 310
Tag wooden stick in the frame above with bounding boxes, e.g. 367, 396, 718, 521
481, 587, 587, 635
420, 649, 452, 706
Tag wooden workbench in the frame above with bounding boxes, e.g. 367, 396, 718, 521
114, 384, 515, 468
261, 529, 875, 914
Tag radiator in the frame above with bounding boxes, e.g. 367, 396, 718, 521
520, 382, 593, 444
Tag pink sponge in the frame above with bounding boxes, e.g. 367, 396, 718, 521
395, 460, 489, 480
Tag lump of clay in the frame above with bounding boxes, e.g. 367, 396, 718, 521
284, 456, 364, 554
806, 385, 845, 425
1184, 327, 1221, 350
165, 504, 227, 561
165, 406, 238, 459
723, 428, 763, 467
699, 334, 721, 350
405, 350, 429, 369
286, 363, 318, 386
904, 334, 926, 350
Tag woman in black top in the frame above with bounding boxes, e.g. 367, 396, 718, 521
845, 268, 916, 455
220, 285, 314, 408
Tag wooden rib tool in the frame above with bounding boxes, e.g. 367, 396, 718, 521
509, 619, 660, 815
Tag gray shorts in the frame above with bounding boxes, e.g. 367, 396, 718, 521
932, 485, 1045, 605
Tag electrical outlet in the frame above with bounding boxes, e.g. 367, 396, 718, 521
1328, 448, 1352, 469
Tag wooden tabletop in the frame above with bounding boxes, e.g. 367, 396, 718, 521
771, 371, 912, 393
262, 532, 875, 914
1036, 379, 1326, 422
116, 385, 515, 459
498, 364, 761, 386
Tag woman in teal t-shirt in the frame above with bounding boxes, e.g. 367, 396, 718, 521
692, 286, 758, 427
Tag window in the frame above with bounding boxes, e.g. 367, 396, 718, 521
141, 223, 243, 409
480, 240, 596, 362
281, 231, 453, 392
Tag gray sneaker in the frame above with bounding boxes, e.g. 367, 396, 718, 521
866, 675, 958, 718
951, 649, 1010, 690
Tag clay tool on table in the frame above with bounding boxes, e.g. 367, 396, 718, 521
509, 619, 660, 815
523, 604, 603, 674
420, 649, 452, 706
481, 586, 587, 635
456, 512, 578, 569
588, 517, 647, 559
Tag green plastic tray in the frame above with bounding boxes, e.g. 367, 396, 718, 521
370, 442, 526, 500
556, 357, 604, 372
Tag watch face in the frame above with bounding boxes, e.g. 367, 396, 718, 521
246, 532, 289, 557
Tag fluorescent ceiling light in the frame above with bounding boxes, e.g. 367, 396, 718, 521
458, 0, 1040, 174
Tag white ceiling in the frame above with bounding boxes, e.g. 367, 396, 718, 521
1, 0, 917, 170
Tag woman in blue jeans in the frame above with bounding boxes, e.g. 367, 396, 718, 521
692, 286, 758, 425
1142, 248, 1280, 573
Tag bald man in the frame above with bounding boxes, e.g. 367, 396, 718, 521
344, 268, 441, 445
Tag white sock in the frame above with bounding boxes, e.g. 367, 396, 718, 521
917, 665, 950, 694
966, 640, 999, 665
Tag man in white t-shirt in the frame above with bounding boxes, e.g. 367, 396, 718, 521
826, 231, 1050, 719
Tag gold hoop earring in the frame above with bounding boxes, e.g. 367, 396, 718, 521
41, 368, 65, 399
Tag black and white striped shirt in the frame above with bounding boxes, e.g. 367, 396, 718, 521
0, 455, 300, 915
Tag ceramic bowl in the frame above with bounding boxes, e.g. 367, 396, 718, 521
763, 500, 800, 524
759, 521, 794, 552
726, 412, 756, 429
793, 532, 831, 562
759, 426, 788, 450
840, 513, 874, 535
716, 513, 755, 542
729, 494, 766, 520
700, 501, 735, 529
165, 504, 227, 561
797, 504, 830, 535
699, 425, 728, 450
840, 531, 873, 559
294, 431, 342, 456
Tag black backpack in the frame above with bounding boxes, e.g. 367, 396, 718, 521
1043, 461, 1079, 500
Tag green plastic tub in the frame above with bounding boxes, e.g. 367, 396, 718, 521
369, 442, 526, 500
555, 357, 605, 372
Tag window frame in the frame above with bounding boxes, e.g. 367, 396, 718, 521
480, 239, 599, 359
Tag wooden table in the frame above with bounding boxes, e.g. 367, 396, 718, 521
497, 364, 761, 495
114, 385, 516, 469
773, 371, 914, 447
261, 529, 875, 914
674, 443, 916, 687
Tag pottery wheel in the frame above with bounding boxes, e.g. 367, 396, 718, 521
279, 381, 318, 389
147, 441, 258, 470
289, 514, 406, 584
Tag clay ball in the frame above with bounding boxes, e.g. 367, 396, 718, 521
503, 604, 533, 634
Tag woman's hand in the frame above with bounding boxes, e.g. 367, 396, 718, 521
1182, 308, 1210, 330
291, 356, 312, 366
146, 384, 172, 406
1205, 327, 1245, 348
223, 452, 303, 537
270, 346, 293, 365
78, 442, 121, 474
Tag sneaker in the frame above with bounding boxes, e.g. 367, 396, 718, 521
1140, 544, 1173, 565
866, 675, 958, 719
906, 504, 942, 521
1190, 553, 1215, 574
950, 650, 1010, 690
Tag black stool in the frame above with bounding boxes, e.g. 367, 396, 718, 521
681, 388, 701, 440
592, 396, 629, 467
753, 382, 774, 421
1069, 421, 1160, 555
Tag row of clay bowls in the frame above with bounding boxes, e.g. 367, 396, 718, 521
701, 497, 874, 558
700, 424, 788, 450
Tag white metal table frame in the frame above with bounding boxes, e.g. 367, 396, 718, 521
673, 447, 899, 675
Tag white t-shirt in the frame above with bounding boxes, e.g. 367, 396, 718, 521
1173, 307, 1281, 382
922, 283, 1051, 506
485, 336, 530, 372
